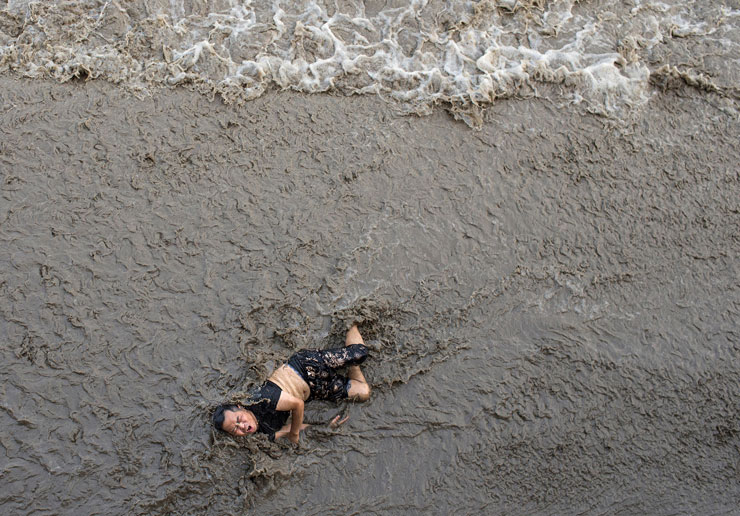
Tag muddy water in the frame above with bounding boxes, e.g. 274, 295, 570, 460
1, 75, 739, 515
3, 0, 740, 125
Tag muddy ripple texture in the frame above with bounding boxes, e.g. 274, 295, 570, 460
0, 73, 739, 515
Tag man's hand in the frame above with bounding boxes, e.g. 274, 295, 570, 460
276, 423, 309, 442
276, 392, 305, 444
329, 414, 349, 428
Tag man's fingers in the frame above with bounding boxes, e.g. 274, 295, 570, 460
329, 414, 350, 428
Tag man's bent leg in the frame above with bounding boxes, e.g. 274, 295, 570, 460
345, 325, 371, 401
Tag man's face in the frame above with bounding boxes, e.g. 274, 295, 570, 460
222, 408, 257, 436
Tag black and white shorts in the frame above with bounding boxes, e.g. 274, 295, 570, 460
287, 344, 368, 402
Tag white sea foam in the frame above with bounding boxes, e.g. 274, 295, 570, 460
0, 0, 737, 123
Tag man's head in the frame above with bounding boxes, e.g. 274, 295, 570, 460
212, 404, 258, 436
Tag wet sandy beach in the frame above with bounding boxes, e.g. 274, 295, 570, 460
1, 74, 739, 514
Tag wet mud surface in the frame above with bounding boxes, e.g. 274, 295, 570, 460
1, 76, 739, 514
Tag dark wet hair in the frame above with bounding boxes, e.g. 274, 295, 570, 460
212, 404, 240, 432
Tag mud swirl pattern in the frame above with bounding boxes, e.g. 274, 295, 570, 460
1, 1, 740, 515
1, 75, 739, 513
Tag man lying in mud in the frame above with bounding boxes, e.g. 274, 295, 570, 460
212, 324, 371, 443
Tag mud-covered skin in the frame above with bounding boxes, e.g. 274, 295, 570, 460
287, 344, 368, 402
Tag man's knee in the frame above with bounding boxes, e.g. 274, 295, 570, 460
350, 381, 371, 402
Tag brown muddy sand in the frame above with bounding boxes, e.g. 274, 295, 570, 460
0, 76, 738, 515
